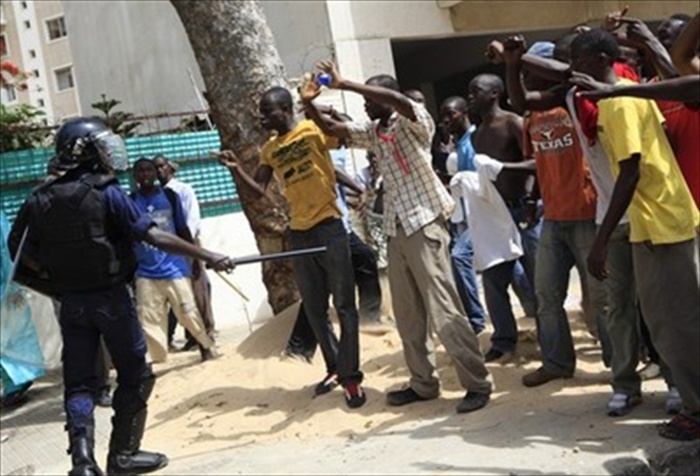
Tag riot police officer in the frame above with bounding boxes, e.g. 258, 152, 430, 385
8, 117, 234, 475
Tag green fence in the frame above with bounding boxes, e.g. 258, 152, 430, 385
0, 130, 240, 222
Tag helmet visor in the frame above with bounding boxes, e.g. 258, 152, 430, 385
93, 131, 128, 171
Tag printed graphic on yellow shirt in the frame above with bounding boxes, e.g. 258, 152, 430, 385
261, 120, 341, 231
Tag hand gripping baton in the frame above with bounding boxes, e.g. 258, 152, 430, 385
207, 246, 328, 270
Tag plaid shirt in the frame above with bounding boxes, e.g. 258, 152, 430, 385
347, 101, 454, 237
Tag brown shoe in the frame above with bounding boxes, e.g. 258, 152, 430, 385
522, 367, 571, 387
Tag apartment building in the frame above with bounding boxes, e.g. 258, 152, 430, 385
1, 0, 80, 124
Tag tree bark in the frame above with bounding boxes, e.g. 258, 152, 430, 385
171, 0, 298, 314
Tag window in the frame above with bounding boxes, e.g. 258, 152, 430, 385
21, 2, 28, 9
37, 98, 45, 107
24, 20, 31, 29
33, 69, 39, 77
29, 49, 36, 58
54, 66, 74, 91
1, 85, 17, 104
46, 17, 67, 41
0, 34, 7, 57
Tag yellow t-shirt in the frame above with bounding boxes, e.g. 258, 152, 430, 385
260, 120, 341, 231
597, 79, 700, 244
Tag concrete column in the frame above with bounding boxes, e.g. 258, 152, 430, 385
332, 37, 396, 126
323, 0, 396, 172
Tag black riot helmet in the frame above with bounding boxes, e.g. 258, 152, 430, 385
54, 117, 129, 171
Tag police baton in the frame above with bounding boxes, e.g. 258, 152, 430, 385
209, 246, 327, 333
207, 246, 327, 271
229, 246, 327, 266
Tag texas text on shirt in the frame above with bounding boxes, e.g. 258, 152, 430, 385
523, 107, 597, 221
345, 99, 454, 237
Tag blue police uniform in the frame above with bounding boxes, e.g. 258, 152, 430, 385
9, 117, 168, 476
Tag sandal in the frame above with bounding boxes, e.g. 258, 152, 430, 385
658, 414, 700, 441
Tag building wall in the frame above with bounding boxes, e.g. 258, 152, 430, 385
260, 0, 334, 80
62, 0, 334, 130
1, 1, 31, 106
35, 1, 79, 120
62, 0, 205, 129
5, 0, 54, 119
446, 0, 700, 34
1, 0, 79, 123
346, 0, 454, 40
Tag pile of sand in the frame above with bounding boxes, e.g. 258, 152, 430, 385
145, 302, 614, 460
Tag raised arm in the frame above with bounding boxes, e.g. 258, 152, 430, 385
217, 150, 272, 198
521, 55, 571, 83
317, 61, 417, 121
502, 37, 528, 114
670, 12, 700, 76
622, 17, 678, 79
298, 77, 351, 140
502, 36, 565, 114
574, 73, 700, 103
486, 38, 571, 85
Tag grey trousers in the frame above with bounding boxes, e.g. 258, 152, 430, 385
388, 219, 492, 398
633, 232, 700, 418
605, 224, 641, 396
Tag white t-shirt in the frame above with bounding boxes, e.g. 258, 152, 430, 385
565, 88, 628, 225
451, 154, 523, 271
165, 178, 202, 238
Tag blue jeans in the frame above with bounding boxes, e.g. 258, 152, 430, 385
512, 260, 537, 317
450, 225, 487, 333
534, 219, 609, 376
60, 285, 151, 430
482, 204, 541, 352
290, 218, 363, 385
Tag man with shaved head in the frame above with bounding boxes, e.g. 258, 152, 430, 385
438, 95, 487, 336
219, 86, 366, 409
468, 73, 540, 362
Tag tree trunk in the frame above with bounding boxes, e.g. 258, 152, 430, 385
171, 0, 298, 314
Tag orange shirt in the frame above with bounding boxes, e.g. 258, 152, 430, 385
655, 99, 700, 209
524, 107, 597, 221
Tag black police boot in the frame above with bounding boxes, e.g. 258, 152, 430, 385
106, 408, 167, 475
66, 423, 104, 476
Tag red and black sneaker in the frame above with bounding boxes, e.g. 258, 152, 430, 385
343, 382, 366, 409
314, 373, 338, 397
658, 414, 700, 441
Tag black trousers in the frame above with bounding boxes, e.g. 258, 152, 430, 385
286, 230, 381, 361
289, 219, 363, 384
